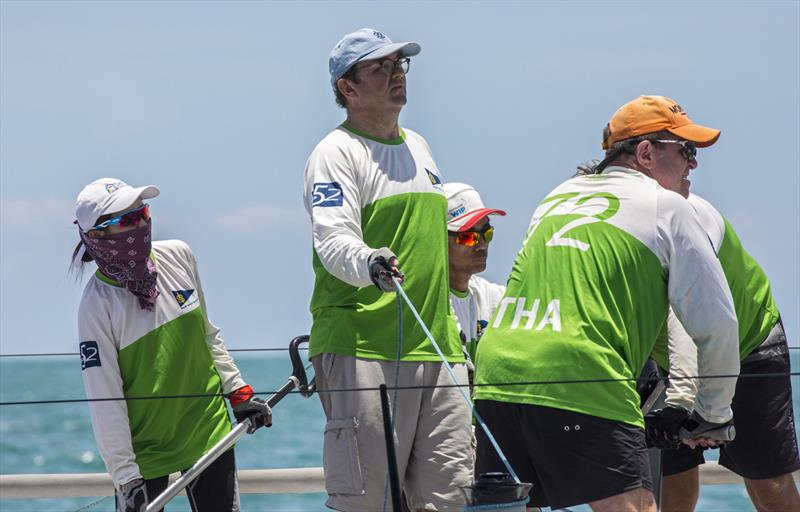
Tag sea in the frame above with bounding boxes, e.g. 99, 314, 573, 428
0, 352, 797, 512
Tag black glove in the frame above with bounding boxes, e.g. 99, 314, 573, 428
644, 405, 690, 449
229, 385, 272, 433
368, 247, 404, 292
679, 411, 736, 444
116, 478, 147, 512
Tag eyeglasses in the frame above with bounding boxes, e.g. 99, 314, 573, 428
91, 204, 150, 231
653, 139, 697, 161
355, 57, 411, 77
448, 225, 494, 247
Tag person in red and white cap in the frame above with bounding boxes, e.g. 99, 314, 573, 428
444, 182, 506, 381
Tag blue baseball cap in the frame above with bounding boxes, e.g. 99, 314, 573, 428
329, 28, 421, 86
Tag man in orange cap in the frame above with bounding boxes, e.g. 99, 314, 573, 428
474, 95, 739, 511
595, 97, 800, 512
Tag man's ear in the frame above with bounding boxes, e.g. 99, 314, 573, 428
634, 140, 656, 171
337, 78, 358, 104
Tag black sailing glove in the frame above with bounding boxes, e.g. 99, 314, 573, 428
679, 411, 736, 444
368, 247, 404, 293
116, 478, 148, 512
644, 405, 690, 449
229, 385, 273, 433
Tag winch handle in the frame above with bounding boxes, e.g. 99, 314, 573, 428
288, 335, 315, 397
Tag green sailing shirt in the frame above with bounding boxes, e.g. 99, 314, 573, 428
79, 240, 246, 486
474, 167, 739, 427
303, 124, 462, 362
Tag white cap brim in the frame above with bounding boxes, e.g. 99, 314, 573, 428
357, 41, 421, 64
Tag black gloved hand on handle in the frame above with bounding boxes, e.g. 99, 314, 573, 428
229, 385, 272, 433
116, 478, 148, 512
368, 247, 404, 292
644, 405, 689, 449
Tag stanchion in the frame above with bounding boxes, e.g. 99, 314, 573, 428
379, 383, 403, 512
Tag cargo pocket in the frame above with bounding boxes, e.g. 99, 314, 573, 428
323, 417, 364, 495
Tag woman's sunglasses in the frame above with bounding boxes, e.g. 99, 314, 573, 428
448, 225, 494, 247
92, 204, 150, 230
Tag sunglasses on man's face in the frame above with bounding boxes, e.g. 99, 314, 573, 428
449, 225, 494, 247
92, 203, 150, 231
653, 139, 697, 161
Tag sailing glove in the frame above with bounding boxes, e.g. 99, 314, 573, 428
368, 247, 404, 292
644, 405, 689, 449
116, 478, 148, 512
229, 385, 272, 433
679, 411, 736, 444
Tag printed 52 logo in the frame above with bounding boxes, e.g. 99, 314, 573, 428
312, 182, 343, 207
80, 341, 101, 370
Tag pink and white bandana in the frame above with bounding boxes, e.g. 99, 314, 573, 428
79, 221, 159, 310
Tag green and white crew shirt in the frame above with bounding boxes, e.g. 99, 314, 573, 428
653, 193, 780, 412
79, 240, 245, 487
450, 275, 506, 365
473, 167, 739, 428
303, 123, 462, 362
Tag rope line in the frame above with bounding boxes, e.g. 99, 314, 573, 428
1, 372, 797, 407
392, 277, 520, 483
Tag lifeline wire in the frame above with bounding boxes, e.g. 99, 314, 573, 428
1, 371, 797, 407
3, 346, 798, 358
390, 276, 521, 484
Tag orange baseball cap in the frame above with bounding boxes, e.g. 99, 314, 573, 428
601, 95, 721, 150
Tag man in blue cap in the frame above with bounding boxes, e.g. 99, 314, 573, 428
303, 29, 472, 511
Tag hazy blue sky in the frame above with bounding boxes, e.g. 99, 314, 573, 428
1, 1, 798, 354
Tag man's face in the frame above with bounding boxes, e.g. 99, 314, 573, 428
346, 52, 408, 110
448, 217, 491, 278
648, 139, 698, 198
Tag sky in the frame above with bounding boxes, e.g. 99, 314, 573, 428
1, 0, 798, 355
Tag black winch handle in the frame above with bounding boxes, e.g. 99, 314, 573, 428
288, 335, 316, 398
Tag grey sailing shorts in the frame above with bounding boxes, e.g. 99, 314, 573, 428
312, 353, 473, 512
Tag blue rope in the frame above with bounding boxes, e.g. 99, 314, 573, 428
391, 277, 520, 484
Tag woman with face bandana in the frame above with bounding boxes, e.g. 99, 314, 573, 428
72, 178, 271, 512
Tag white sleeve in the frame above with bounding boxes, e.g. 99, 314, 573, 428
663, 307, 699, 411
656, 193, 739, 423
187, 246, 246, 395
79, 291, 141, 488
687, 194, 725, 251
303, 137, 374, 288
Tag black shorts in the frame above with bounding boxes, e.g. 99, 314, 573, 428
474, 400, 652, 510
119, 448, 239, 512
663, 320, 800, 479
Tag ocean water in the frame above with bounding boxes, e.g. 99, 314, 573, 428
0, 352, 797, 512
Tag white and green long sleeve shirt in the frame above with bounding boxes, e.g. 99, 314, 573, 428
473, 167, 740, 427
303, 123, 462, 362
450, 275, 506, 364
79, 240, 245, 487
654, 193, 780, 412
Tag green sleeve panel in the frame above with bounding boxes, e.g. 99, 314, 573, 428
310, 192, 462, 362
118, 308, 230, 479
718, 218, 780, 358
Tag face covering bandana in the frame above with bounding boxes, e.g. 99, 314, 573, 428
79, 220, 159, 310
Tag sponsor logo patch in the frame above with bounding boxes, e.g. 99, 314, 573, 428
449, 205, 466, 218
311, 182, 344, 207
80, 341, 101, 370
172, 289, 197, 309
104, 181, 124, 194
426, 168, 442, 187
